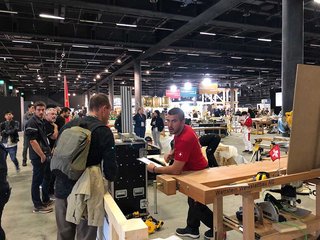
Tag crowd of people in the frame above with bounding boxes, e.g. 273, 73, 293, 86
0, 94, 260, 240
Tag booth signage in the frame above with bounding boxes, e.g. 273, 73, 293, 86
166, 89, 180, 99
181, 87, 197, 98
199, 83, 218, 94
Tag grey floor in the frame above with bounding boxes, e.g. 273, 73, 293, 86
2, 131, 316, 240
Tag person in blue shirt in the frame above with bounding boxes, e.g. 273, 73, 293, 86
133, 107, 147, 138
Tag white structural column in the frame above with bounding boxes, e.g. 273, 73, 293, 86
230, 81, 235, 110
108, 78, 114, 110
134, 60, 142, 111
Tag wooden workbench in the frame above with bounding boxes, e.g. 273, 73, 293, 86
192, 126, 228, 137
157, 159, 320, 240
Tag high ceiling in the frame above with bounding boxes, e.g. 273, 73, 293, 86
0, 0, 320, 101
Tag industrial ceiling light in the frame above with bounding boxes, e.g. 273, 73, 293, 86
146, 70, 150, 75
202, 78, 211, 86
93, 78, 96, 82
80, 19, 103, 24
12, 40, 32, 44
127, 48, 143, 52
310, 44, 320, 47
170, 85, 177, 92
187, 53, 199, 56
167, 62, 171, 65
116, 23, 137, 28
0, 10, 18, 14
254, 58, 264, 61
117, 59, 122, 63
200, 32, 216, 36
231, 56, 242, 60
314, 0, 320, 3
72, 44, 89, 48
155, 27, 174, 31
104, 69, 109, 73
77, 74, 81, 78
184, 82, 192, 90
96, 74, 101, 79
57, 73, 61, 77
258, 38, 272, 42
39, 13, 65, 20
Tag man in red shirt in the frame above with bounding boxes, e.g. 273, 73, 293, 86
240, 111, 253, 153
147, 108, 213, 239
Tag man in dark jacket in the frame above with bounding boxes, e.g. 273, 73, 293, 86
133, 107, 147, 138
25, 101, 53, 214
0, 143, 11, 240
0, 111, 20, 172
54, 93, 118, 240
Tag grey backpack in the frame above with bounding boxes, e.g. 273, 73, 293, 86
50, 123, 103, 180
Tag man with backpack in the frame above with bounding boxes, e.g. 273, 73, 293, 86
54, 93, 118, 240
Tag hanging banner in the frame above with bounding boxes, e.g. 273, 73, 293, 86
64, 76, 70, 107
64, 76, 70, 123
181, 87, 197, 98
199, 82, 218, 94
166, 89, 180, 99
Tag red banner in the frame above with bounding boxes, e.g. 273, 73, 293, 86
64, 76, 70, 108
166, 89, 180, 99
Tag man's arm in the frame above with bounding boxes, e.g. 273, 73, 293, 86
29, 140, 46, 163
50, 123, 58, 140
147, 160, 185, 175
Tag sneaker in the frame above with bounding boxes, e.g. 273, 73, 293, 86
22, 162, 27, 167
43, 199, 55, 207
204, 230, 226, 240
242, 150, 249, 153
204, 229, 213, 240
33, 205, 53, 214
176, 226, 200, 239
16, 168, 20, 173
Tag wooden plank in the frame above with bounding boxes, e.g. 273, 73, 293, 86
156, 175, 177, 195
287, 64, 320, 174
104, 193, 148, 240
242, 193, 258, 240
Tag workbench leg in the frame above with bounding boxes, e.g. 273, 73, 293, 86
242, 193, 256, 240
316, 183, 320, 238
213, 196, 224, 240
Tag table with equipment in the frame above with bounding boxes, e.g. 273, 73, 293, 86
157, 158, 320, 240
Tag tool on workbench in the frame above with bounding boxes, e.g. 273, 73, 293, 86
256, 201, 286, 222
236, 204, 263, 224
267, 185, 301, 212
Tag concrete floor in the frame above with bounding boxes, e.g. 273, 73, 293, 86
2, 130, 316, 240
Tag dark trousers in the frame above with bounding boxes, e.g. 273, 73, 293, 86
187, 197, 213, 230
55, 198, 97, 240
5, 146, 19, 170
134, 127, 146, 138
22, 133, 29, 163
31, 157, 50, 207
0, 187, 11, 240
199, 134, 221, 168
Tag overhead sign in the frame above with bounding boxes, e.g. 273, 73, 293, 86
199, 82, 218, 94
8, 85, 13, 90
166, 89, 180, 99
0, 80, 4, 85
181, 87, 197, 98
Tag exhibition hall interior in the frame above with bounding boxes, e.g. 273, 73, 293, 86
0, 0, 320, 240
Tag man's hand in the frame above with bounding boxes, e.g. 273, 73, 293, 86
40, 153, 46, 163
164, 153, 173, 163
147, 163, 156, 173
